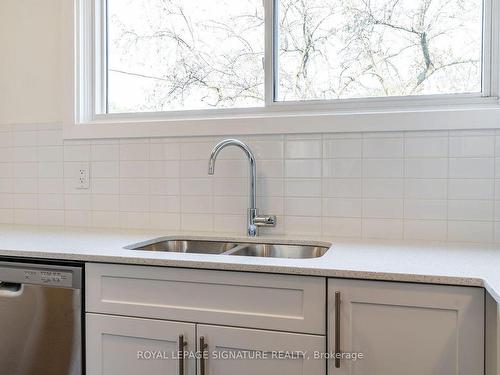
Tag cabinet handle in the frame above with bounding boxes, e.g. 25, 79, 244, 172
335, 291, 341, 368
178, 334, 187, 375
199, 336, 208, 375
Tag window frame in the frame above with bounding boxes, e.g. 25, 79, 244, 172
63, 0, 500, 139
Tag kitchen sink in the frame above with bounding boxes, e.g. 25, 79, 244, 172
126, 238, 330, 259
227, 243, 328, 259
126, 239, 239, 254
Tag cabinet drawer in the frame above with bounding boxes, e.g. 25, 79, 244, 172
86, 263, 326, 334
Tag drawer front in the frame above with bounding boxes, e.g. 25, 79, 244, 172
86, 263, 326, 334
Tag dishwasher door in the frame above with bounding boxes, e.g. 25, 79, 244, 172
0, 261, 82, 375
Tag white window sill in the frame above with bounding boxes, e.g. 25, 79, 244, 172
63, 104, 500, 140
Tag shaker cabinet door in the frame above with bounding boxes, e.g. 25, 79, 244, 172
196, 324, 326, 375
328, 279, 484, 375
86, 313, 196, 375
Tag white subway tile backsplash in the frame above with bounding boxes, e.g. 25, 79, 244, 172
91, 211, 120, 229
362, 179, 404, 199
119, 179, 150, 195
181, 178, 213, 196
150, 212, 181, 230
448, 200, 494, 221
363, 138, 403, 158
181, 213, 213, 232
404, 220, 447, 241
38, 210, 65, 226
119, 195, 150, 212
284, 216, 322, 236
448, 179, 494, 200
323, 178, 362, 198
14, 131, 37, 147
322, 217, 362, 238
63, 144, 91, 162
362, 218, 403, 240
323, 198, 362, 218
285, 179, 321, 197
181, 195, 213, 214
448, 221, 494, 243
404, 137, 448, 158
286, 140, 322, 159
363, 159, 403, 178
3, 123, 500, 243
285, 197, 322, 217
214, 178, 247, 196
213, 196, 246, 215
405, 179, 448, 199
323, 139, 362, 158
119, 212, 150, 229
324, 159, 362, 178
91, 161, 119, 178
38, 194, 64, 210
286, 159, 322, 178
150, 178, 180, 196
91, 144, 119, 161
405, 158, 448, 178
404, 200, 447, 220
150, 195, 181, 213
91, 194, 119, 212
363, 199, 404, 219
449, 136, 495, 158
38, 146, 63, 162
120, 161, 150, 178
449, 158, 494, 179
119, 143, 149, 160
14, 209, 38, 225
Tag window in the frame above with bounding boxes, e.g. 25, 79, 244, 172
68, 0, 500, 138
107, 0, 265, 113
103, 0, 485, 113
277, 0, 483, 101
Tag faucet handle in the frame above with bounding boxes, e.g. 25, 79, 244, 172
253, 215, 277, 227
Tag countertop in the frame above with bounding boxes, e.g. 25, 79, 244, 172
0, 225, 499, 301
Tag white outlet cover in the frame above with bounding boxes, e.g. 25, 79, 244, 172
76, 163, 90, 189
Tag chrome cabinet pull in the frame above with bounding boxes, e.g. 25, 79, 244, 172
199, 336, 208, 375
178, 334, 187, 375
335, 291, 341, 368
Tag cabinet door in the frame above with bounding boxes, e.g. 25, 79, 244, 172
86, 313, 196, 375
328, 279, 484, 375
197, 324, 325, 375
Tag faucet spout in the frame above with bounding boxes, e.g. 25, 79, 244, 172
208, 139, 256, 211
208, 139, 275, 237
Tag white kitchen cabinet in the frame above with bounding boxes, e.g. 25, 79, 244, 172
86, 263, 325, 334
196, 324, 326, 375
86, 313, 196, 375
328, 279, 484, 375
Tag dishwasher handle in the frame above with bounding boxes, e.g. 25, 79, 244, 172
0, 282, 23, 297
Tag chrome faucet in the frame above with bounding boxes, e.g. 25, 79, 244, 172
208, 139, 277, 237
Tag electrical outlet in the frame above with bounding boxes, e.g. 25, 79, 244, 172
76, 164, 90, 189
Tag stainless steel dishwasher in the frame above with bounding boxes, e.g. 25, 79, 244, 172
0, 261, 82, 375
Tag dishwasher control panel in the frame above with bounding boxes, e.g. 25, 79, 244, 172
23, 269, 73, 287
0, 262, 80, 289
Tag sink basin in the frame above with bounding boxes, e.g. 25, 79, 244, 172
127, 239, 239, 254
228, 243, 328, 259
126, 237, 330, 259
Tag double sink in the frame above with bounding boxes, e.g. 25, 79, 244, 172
125, 238, 330, 259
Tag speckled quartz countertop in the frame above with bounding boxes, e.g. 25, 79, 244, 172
0, 224, 499, 301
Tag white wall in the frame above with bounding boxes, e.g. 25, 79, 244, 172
0, 0, 62, 125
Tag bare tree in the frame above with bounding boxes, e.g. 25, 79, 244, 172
107, 0, 482, 112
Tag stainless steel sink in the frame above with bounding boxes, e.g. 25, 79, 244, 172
126, 237, 330, 259
127, 239, 239, 254
228, 243, 328, 259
